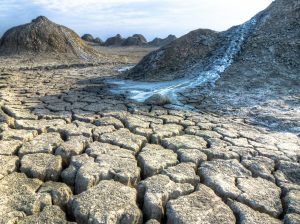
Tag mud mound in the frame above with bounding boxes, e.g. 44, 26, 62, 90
126, 29, 226, 81
122, 34, 147, 47
198, 0, 300, 132
126, 0, 299, 82
104, 34, 124, 46
0, 16, 101, 59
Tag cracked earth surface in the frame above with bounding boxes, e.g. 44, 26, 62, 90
0, 64, 299, 224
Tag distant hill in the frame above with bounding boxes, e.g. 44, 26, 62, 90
103, 34, 176, 47
148, 35, 177, 47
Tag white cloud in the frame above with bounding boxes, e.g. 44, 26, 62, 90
0, 0, 273, 39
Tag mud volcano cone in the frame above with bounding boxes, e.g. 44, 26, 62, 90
0, 16, 100, 59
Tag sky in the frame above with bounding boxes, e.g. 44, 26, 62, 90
0, 0, 273, 41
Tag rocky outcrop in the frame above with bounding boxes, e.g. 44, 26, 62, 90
148, 34, 177, 47
0, 16, 101, 59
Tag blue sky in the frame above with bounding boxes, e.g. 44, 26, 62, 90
0, 0, 273, 41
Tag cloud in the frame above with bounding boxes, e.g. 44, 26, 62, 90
0, 0, 273, 40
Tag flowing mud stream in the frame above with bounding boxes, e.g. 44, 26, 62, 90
107, 18, 257, 105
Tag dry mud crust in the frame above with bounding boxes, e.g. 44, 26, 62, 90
0, 63, 299, 223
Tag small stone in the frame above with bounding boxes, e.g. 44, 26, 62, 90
224, 137, 252, 148
214, 127, 239, 138
124, 116, 150, 131
193, 130, 222, 139
15, 119, 66, 133
274, 161, 300, 193
201, 147, 240, 160
50, 123, 92, 140
20, 153, 63, 181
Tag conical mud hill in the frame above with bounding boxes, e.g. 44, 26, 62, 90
0, 16, 101, 59
126, 0, 299, 81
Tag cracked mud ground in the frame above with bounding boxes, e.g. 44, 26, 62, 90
0, 62, 299, 224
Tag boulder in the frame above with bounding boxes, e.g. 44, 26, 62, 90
144, 94, 171, 105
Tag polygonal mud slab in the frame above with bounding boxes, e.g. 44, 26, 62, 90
177, 148, 207, 166
71, 180, 142, 223
138, 174, 194, 222
100, 128, 147, 153
18, 205, 70, 224
166, 185, 236, 224
161, 162, 200, 186
20, 153, 63, 181
138, 144, 178, 178
0, 155, 19, 180
18, 132, 63, 156
161, 135, 207, 152
0, 172, 52, 223
236, 177, 282, 217
228, 199, 282, 224
199, 159, 252, 199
